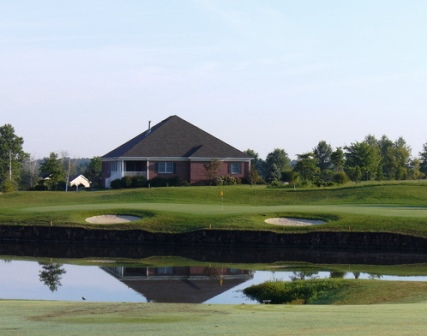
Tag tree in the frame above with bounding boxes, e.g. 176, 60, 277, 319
267, 163, 281, 184
244, 149, 266, 179
378, 135, 394, 180
378, 136, 411, 180
0, 124, 28, 191
408, 157, 424, 180
313, 141, 332, 171
39, 152, 64, 190
265, 148, 292, 172
203, 159, 222, 185
248, 166, 261, 186
61, 151, 79, 192
419, 142, 427, 177
19, 155, 39, 190
392, 137, 411, 180
330, 147, 345, 171
84, 156, 103, 188
293, 152, 319, 185
344, 136, 381, 181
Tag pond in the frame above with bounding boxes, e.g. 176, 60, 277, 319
1, 244, 426, 304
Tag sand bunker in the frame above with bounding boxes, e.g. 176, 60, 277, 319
265, 217, 326, 226
85, 215, 141, 224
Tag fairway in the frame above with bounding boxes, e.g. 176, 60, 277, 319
22, 202, 427, 218
2, 184, 427, 236
0, 300, 426, 336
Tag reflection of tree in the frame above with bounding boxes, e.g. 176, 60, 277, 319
203, 265, 220, 278
368, 273, 382, 280
353, 272, 361, 279
38, 263, 66, 292
329, 272, 346, 279
290, 271, 318, 281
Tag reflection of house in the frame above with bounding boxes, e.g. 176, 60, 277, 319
102, 266, 254, 303
101, 115, 251, 188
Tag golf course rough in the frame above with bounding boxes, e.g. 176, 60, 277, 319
0, 301, 426, 336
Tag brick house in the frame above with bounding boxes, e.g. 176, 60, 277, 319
101, 115, 251, 187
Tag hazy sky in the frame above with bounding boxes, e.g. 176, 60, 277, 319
2, 1, 426, 160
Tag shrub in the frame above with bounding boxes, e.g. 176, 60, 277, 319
1, 180, 17, 193
223, 175, 238, 185
333, 171, 349, 184
131, 176, 147, 188
148, 177, 168, 187
167, 176, 184, 187
120, 176, 133, 188
243, 279, 345, 304
110, 179, 123, 189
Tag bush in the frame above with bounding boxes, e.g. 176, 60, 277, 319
121, 176, 133, 188
333, 171, 349, 184
243, 279, 346, 304
148, 177, 168, 187
131, 176, 146, 188
110, 179, 123, 189
1, 180, 17, 192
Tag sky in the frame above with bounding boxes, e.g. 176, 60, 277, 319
1, 0, 426, 160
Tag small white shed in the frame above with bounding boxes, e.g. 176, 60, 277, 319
69, 175, 91, 190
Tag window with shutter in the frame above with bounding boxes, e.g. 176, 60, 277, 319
158, 162, 174, 173
230, 163, 241, 174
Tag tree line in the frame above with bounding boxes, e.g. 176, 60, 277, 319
1, 123, 427, 191
0, 124, 102, 192
245, 135, 426, 186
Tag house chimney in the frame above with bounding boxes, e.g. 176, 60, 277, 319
147, 121, 152, 135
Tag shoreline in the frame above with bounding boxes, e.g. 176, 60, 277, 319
0, 224, 426, 252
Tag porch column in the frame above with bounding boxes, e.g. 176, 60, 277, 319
146, 159, 150, 180
120, 160, 125, 178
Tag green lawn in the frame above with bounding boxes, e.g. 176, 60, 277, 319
1, 183, 427, 335
1, 183, 427, 236
1, 300, 426, 336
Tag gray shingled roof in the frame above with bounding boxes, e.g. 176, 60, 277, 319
102, 115, 250, 159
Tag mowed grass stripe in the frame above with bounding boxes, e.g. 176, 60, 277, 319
21, 202, 427, 218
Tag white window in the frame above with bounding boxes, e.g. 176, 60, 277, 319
230, 163, 241, 174
158, 162, 174, 173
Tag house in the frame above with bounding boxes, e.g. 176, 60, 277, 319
69, 175, 91, 190
101, 115, 251, 188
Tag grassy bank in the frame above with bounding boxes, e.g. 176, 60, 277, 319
244, 279, 427, 304
1, 300, 426, 336
1, 182, 427, 236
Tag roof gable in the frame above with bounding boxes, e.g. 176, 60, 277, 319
102, 115, 250, 159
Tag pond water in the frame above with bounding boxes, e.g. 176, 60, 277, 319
1, 247, 426, 304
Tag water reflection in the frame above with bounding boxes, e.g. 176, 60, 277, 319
38, 263, 66, 292
103, 266, 253, 303
0, 243, 426, 303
